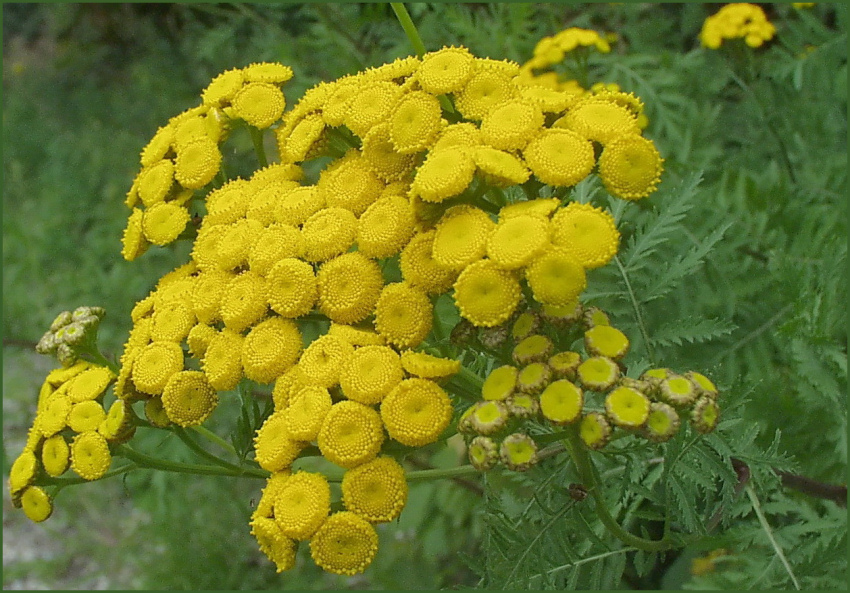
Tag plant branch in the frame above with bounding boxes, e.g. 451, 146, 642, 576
615, 254, 656, 365
115, 444, 268, 479
249, 127, 268, 169
745, 483, 802, 590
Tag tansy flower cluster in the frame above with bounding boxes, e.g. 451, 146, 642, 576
10, 39, 673, 577
700, 3, 777, 49
458, 300, 721, 471
7, 359, 133, 523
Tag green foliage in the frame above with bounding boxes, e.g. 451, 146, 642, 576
3, 3, 845, 590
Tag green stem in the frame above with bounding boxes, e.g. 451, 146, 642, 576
614, 254, 656, 366
172, 427, 245, 474
405, 465, 482, 482
563, 426, 675, 552
115, 445, 268, 479
745, 484, 801, 590
446, 364, 484, 401
249, 127, 268, 169
390, 2, 455, 115
191, 425, 239, 457
41, 463, 137, 487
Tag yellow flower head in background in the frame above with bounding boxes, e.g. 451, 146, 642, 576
700, 3, 777, 49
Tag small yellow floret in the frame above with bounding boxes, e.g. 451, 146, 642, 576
70, 431, 111, 480
274, 471, 331, 540
242, 317, 303, 384
380, 378, 452, 447
417, 46, 475, 95
525, 246, 587, 307
452, 259, 522, 327
374, 283, 433, 350
340, 345, 404, 405
317, 252, 384, 324
550, 202, 620, 269
310, 511, 379, 576
522, 128, 595, 187
341, 456, 408, 523
597, 134, 664, 200
486, 214, 550, 270
317, 400, 385, 469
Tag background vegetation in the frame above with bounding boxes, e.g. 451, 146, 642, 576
3, 3, 846, 589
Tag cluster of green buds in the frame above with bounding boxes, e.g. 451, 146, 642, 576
35, 306, 106, 367
456, 299, 720, 472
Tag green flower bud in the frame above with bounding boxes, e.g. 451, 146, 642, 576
469, 400, 510, 436
605, 386, 651, 429
548, 351, 581, 381
59, 322, 87, 346
691, 396, 720, 434
499, 433, 538, 472
541, 301, 582, 327
505, 392, 539, 419
144, 397, 171, 428
479, 323, 510, 350
510, 310, 540, 342
579, 412, 612, 450
516, 362, 552, 394
36, 331, 58, 354
659, 375, 697, 407
481, 365, 518, 401
50, 311, 73, 332
468, 436, 499, 471
56, 343, 78, 367
73, 306, 105, 320
643, 401, 680, 442
577, 356, 620, 392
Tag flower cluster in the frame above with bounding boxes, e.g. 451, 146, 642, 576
35, 306, 106, 366
7, 360, 132, 522
459, 301, 721, 472
10, 40, 671, 577
700, 3, 777, 49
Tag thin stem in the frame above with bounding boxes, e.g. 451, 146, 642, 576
249, 127, 268, 169
614, 254, 656, 365
191, 425, 239, 458
115, 445, 268, 479
563, 426, 675, 552
405, 464, 482, 482
172, 428, 246, 474
745, 484, 801, 590
41, 463, 138, 487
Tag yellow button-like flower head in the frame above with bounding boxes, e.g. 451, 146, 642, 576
341, 456, 408, 523
558, 97, 640, 145
340, 345, 404, 405
579, 411, 612, 449
202, 328, 245, 391
550, 202, 620, 269
416, 46, 475, 95
220, 271, 268, 333
242, 316, 303, 384
301, 207, 358, 263
526, 246, 587, 307
133, 341, 184, 395
121, 208, 149, 261
410, 147, 476, 203
174, 137, 221, 190
576, 355, 620, 392
317, 252, 384, 324
266, 258, 317, 319
584, 324, 630, 360
605, 386, 650, 428
399, 230, 458, 295
643, 401, 680, 442
399, 350, 460, 379
250, 517, 298, 573
452, 259, 522, 327
297, 334, 355, 389
487, 213, 550, 270
317, 400, 385, 469
275, 185, 326, 226
374, 283, 433, 350
310, 511, 379, 576
480, 100, 544, 151
380, 378, 452, 447
540, 379, 583, 425
70, 430, 111, 480
274, 471, 331, 540
21, 486, 53, 523
432, 205, 495, 270
597, 134, 663, 201
201, 68, 244, 106
472, 146, 531, 187
67, 366, 114, 403
254, 410, 304, 472
454, 69, 519, 121
249, 223, 304, 276
286, 385, 333, 441
161, 370, 218, 427
522, 128, 595, 187
499, 433, 539, 472
232, 82, 285, 129
41, 434, 70, 477
357, 195, 416, 260
390, 91, 443, 154
67, 400, 107, 433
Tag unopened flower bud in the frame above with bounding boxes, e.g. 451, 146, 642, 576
499, 433, 538, 472
60, 322, 87, 346
56, 343, 78, 367
479, 323, 510, 350
468, 436, 499, 471
469, 400, 510, 436
50, 311, 73, 332
36, 331, 58, 354
643, 402, 680, 442
691, 396, 720, 434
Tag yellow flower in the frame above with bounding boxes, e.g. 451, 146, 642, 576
522, 128, 595, 187
254, 410, 304, 472
201, 68, 244, 106
317, 252, 384, 324
243, 61, 294, 84
67, 400, 107, 433
189, 269, 231, 325
431, 205, 495, 270
247, 180, 299, 227
215, 218, 263, 271
41, 434, 70, 477
454, 69, 519, 121
389, 90, 443, 154
133, 341, 184, 395
512, 334, 554, 365
686, 371, 719, 399
660, 375, 698, 407
452, 259, 522, 327
433, 122, 481, 151
467, 435, 499, 470
174, 137, 221, 190
374, 283, 433, 350
557, 96, 640, 144
297, 334, 355, 389
279, 112, 327, 162
327, 322, 386, 347
343, 80, 403, 138
8, 450, 38, 494
232, 82, 285, 129
481, 365, 518, 401
275, 185, 326, 226
597, 134, 663, 200
70, 430, 111, 480
150, 300, 195, 343
341, 456, 408, 523
549, 350, 581, 381
310, 511, 379, 576
499, 197, 561, 220
550, 202, 620, 269
486, 213, 550, 270
517, 84, 575, 113
121, 207, 149, 261
250, 517, 298, 573
410, 146, 476, 203
137, 159, 174, 207
480, 99, 544, 151
317, 400, 385, 469
242, 317, 303, 384
220, 271, 268, 333
286, 385, 333, 441
39, 394, 72, 437
416, 46, 475, 95
700, 3, 775, 49
585, 325, 630, 360
525, 246, 587, 307
360, 123, 418, 182
516, 361, 552, 394
356, 194, 416, 259
471, 146, 531, 187
399, 230, 459, 294
540, 379, 583, 425
399, 350, 460, 379
173, 114, 218, 151
691, 397, 720, 434
266, 258, 317, 319
252, 470, 292, 521
605, 386, 650, 428
380, 378, 452, 447
579, 411, 611, 449
340, 345, 404, 405
301, 207, 358, 263
21, 486, 53, 523
271, 367, 307, 411
318, 151, 385, 216
204, 178, 249, 225
160, 370, 219, 427
202, 328, 245, 391
249, 223, 304, 276
362, 55, 421, 82
510, 310, 539, 342
139, 124, 175, 168
274, 470, 331, 540
576, 356, 620, 392
499, 433, 538, 472
98, 400, 136, 444
67, 366, 114, 403
321, 75, 364, 127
